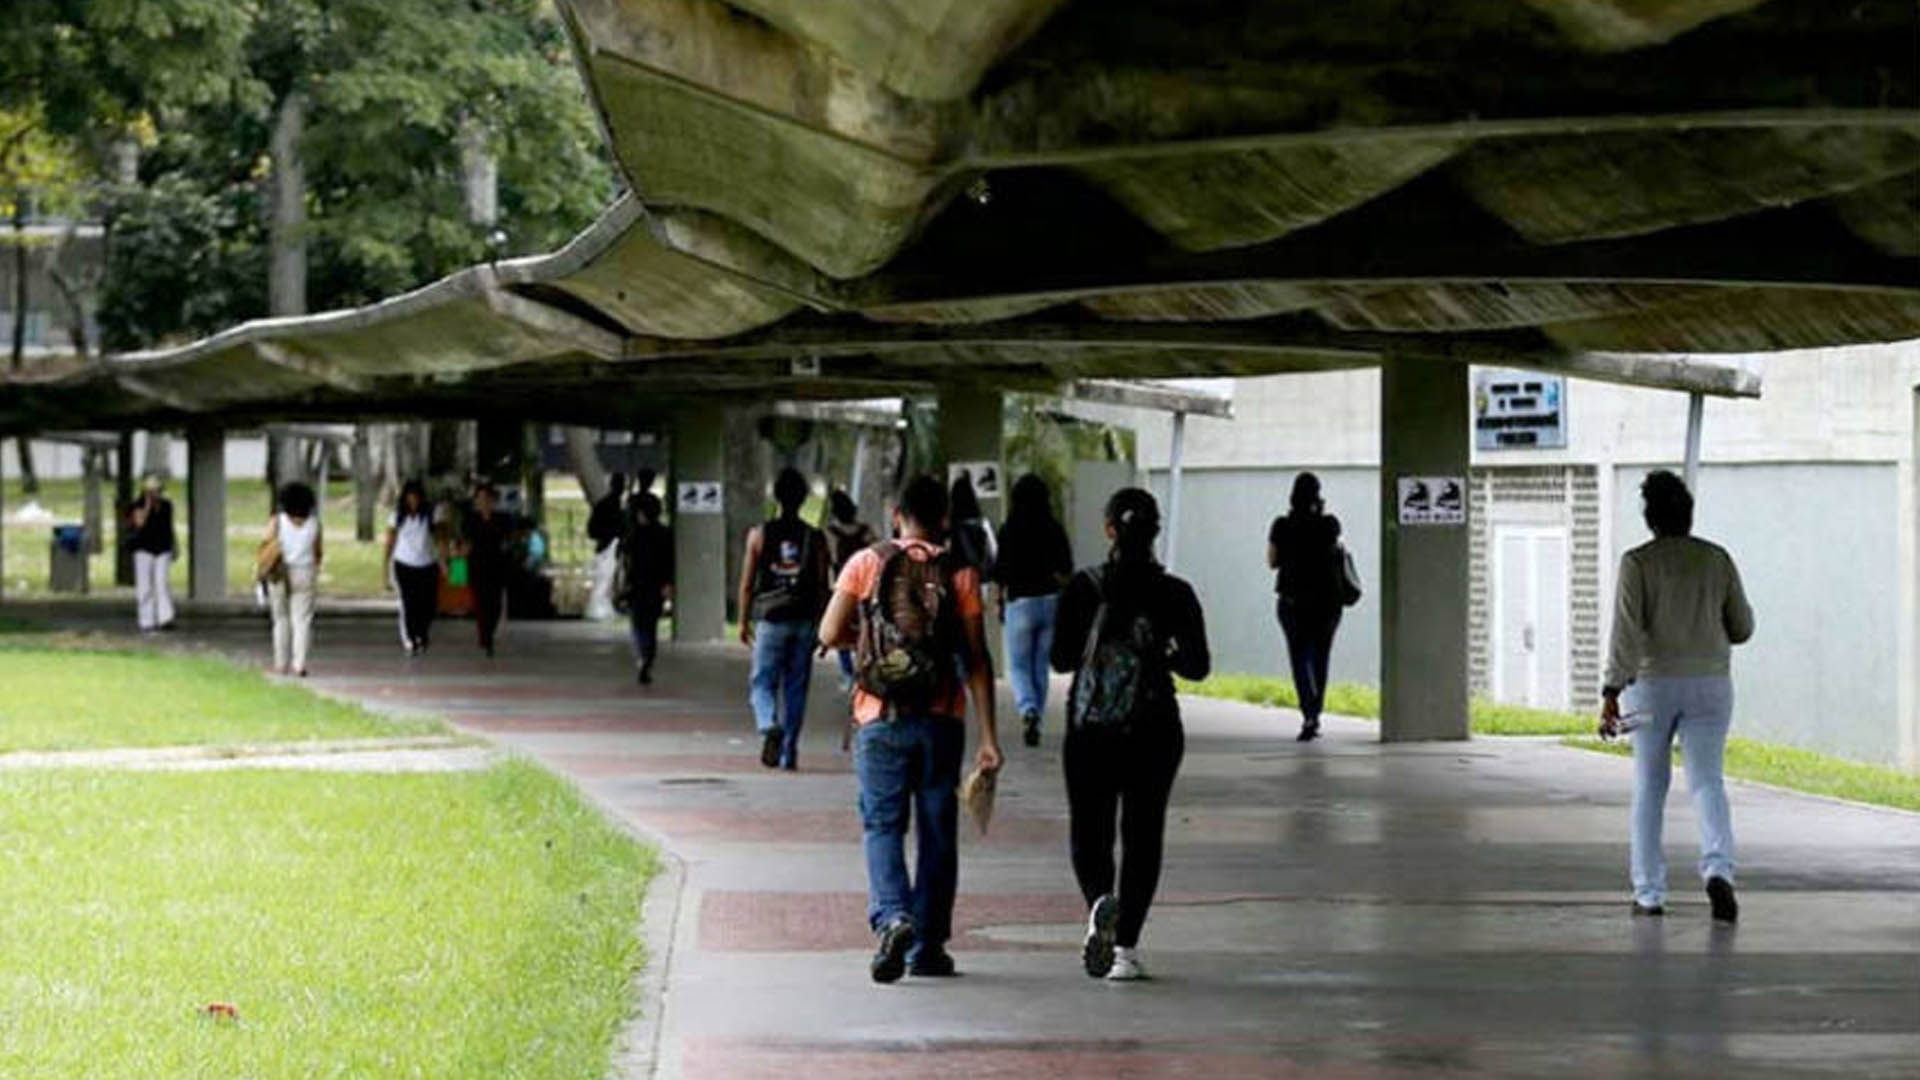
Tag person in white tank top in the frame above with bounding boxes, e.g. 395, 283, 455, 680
264, 482, 324, 676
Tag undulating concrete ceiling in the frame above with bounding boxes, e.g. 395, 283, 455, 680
6, 0, 1916, 434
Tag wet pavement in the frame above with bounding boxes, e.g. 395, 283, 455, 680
15, 604, 1920, 1078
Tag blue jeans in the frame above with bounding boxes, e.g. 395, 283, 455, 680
1278, 601, 1342, 723
855, 715, 963, 957
1003, 593, 1058, 720
1627, 676, 1735, 907
750, 619, 816, 767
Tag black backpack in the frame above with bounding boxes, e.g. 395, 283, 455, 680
854, 542, 960, 714
1067, 567, 1166, 732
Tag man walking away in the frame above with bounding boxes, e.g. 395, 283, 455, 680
130, 475, 177, 633
585, 472, 627, 620
737, 468, 830, 770
622, 491, 674, 685
1601, 470, 1754, 922
818, 473, 1003, 983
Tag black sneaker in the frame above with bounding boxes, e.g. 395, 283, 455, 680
1631, 902, 1665, 917
1706, 876, 1739, 923
1082, 894, 1119, 978
637, 666, 652, 686
871, 916, 916, 984
1297, 718, 1321, 742
1022, 713, 1041, 747
759, 729, 783, 768
908, 949, 957, 977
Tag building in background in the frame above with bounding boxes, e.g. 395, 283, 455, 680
1097, 345, 1917, 769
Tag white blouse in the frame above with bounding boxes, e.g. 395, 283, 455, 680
277, 513, 320, 569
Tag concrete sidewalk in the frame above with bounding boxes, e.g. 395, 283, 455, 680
22, 607, 1920, 1078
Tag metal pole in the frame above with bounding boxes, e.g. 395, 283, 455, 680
1684, 392, 1705, 493
1165, 410, 1187, 571
849, 428, 868, 514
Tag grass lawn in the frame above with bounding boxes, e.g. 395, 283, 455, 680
0, 641, 440, 752
1183, 672, 1920, 811
0, 760, 656, 1079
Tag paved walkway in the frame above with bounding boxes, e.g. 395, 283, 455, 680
19, 606, 1920, 1078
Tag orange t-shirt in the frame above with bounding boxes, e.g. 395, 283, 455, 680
836, 538, 982, 724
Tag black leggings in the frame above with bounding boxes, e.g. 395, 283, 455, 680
394, 561, 438, 646
1278, 602, 1342, 722
1063, 720, 1185, 948
472, 575, 505, 650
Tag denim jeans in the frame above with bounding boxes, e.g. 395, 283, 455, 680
750, 618, 816, 766
628, 602, 662, 671
1003, 593, 1059, 720
855, 715, 963, 957
1627, 675, 1735, 907
1277, 601, 1342, 722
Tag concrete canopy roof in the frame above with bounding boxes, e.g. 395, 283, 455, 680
7, 0, 1918, 435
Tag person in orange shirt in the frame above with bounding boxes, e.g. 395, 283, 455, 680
817, 474, 1003, 984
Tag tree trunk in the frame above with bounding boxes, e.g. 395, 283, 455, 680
115, 431, 135, 585
267, 90, 307, 494
457, 115, 499, 229
9, 202, 36, 496
352, 425, 376, 541
561, 425, 609, 502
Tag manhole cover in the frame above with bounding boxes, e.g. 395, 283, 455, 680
660, 776, 732, 787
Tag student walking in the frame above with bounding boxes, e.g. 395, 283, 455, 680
823, 489, 875, 693
1052, 488, 1210, 981
817, 474, 1003, 983
129, 475, 177, 633
621, 491, 674, 685
384, 480, 440, 655
737, 468, 830, 770
948, 472, 997, 584
992, 473, 1073, 747
264, 482, 323, 677
1267, 472, 1352, 741
586, 472, 627, 620
462, 483, 511, 657
1601, 470, 1754, 922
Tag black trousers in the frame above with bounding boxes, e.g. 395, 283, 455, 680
394, 561, 438, 646
1063, 719, 1184, 948
472, 574, 505, 650
1278, 601, 1342, 722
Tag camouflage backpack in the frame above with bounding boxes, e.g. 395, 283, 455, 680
854, 542, 960, 714
1067, 566, 1166, 732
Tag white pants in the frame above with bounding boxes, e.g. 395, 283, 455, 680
134, 551, 175, 630
1627, 675, 1736, 907
586, 544, 618, 621
269, 565, 317, 673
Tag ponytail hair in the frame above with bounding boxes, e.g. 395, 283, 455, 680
1105, 487, 1161, 561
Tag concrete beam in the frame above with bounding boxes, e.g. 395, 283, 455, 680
186, 425, 227, 603
1379, 358, 1471, 742
1070, 378, 1234, 418
255, 343, 367, 393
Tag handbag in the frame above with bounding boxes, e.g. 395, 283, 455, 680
255, 520, 286, 585
1335, 542, 1362, 608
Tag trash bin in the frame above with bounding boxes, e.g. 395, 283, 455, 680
49, 524, 89, 594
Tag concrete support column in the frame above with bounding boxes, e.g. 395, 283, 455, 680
672, 404, 728, 643
352, 426, 376, 541
187, 425, 227, 603
83, 447, 104, 555
1380, 358, 1471, 742
937, 383, 1004, 515
115, 432, 136, 586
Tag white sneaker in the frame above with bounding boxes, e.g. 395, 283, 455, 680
1106, 946, 1146, 981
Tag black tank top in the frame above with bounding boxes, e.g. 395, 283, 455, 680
751, 517, 823, 623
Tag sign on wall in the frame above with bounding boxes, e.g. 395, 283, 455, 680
675, 481, 724, 515
1474, 369, 1567, 449
947, 461, 1003, 499
1397, 476, 1466, 526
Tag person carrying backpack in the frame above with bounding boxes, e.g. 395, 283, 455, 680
619, 491, 674, 686
1051, 488, 1210, 982
737, 468, 831, 770
816, 474, 1004, 984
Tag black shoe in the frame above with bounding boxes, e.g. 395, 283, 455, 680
1082, 894, 1119, 978
871, 917, 916, 984
760, 729, 783, 768
1022, 713, 1041, 748
909, 949, 957, 977
1297, 719, 1321, 742
1631, 902, 1665, 917
637, 666, 652, 686
1706, 877, 1739, 923
780, 757, 797, 773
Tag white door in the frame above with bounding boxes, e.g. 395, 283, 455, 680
1492, 526, 1571, 710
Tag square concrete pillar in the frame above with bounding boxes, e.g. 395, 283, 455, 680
1380, 358, 1471, 742
672, 404, 728, 643
187, 425, 227, 602
937, 383, 1004, 518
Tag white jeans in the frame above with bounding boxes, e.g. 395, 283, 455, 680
134, 550, 175, 630
269, 565, 317, 673
1627, 675, 1735, 907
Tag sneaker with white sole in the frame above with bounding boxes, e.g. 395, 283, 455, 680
1106, 946, 1146, 981
1082, 894, 1119, 978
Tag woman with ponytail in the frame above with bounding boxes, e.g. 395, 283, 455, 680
1050, 488, 1210, 981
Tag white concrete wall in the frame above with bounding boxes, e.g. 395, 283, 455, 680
2, 435, 267, 484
